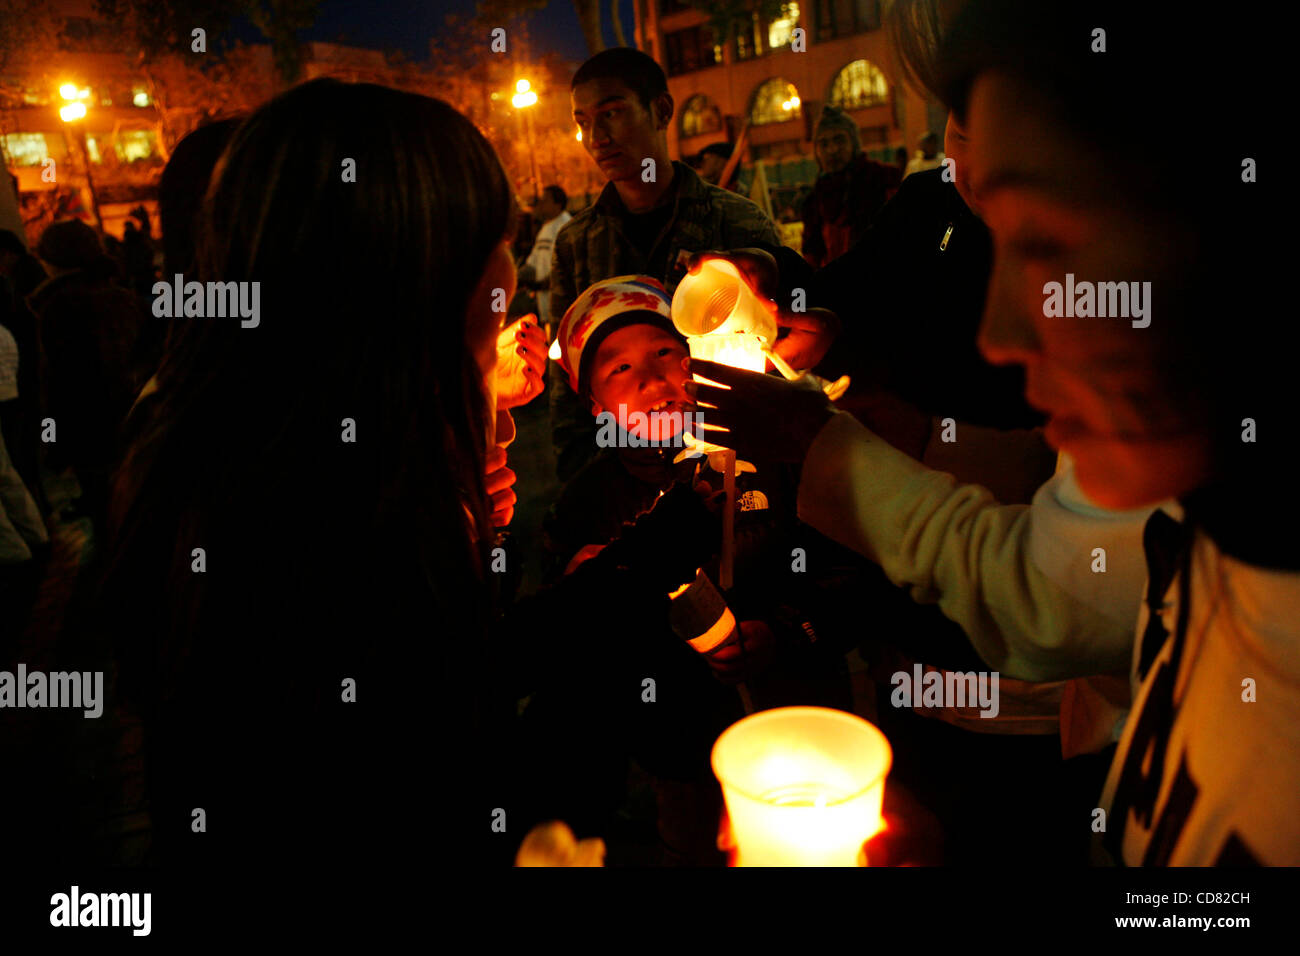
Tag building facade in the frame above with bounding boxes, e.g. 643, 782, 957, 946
635, 0, 943, 207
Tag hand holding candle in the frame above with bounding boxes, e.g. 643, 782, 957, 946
485, 445, 517, 528
495, 315, 547, 410
681, 249, 840, 375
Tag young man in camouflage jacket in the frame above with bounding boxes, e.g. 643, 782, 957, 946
551, 47, 783, 481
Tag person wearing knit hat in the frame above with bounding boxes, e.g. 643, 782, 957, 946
813, 105, 862, 168
802, 106, 902, 268
553, 275, 698, 447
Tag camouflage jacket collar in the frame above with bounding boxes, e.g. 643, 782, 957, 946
592, 161, 707, 222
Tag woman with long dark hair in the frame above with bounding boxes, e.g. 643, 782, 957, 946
91, 78, 715, 869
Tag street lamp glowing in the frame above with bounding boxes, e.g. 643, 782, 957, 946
512, 90, 538, 109
59, 83, 79, 100
515, 79, 530, 94
60, 102, 87, 122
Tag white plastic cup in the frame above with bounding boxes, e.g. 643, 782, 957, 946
671, 258, 777, 344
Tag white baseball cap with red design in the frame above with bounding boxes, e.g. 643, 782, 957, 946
550, 275, 679, 399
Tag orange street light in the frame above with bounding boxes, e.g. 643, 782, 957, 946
57, 90, 103, 231
512, 78, 540, 203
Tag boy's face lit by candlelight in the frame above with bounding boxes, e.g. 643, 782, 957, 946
968, 72, 1211, 510
589, 324, 694, 442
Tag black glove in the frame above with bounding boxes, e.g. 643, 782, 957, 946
596, 481, 721, 594
683, 358, 835, 464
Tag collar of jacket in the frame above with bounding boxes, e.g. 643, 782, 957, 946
544, 210, 572, 230
613, 439, 689, 485
593, 161, 703, 220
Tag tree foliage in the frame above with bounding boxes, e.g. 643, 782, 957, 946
0, 0, 62, 101
246, 0, 321, 86
93, 0, 245, 61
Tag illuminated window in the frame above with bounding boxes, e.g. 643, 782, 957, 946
85, 137, 102, 163
132, 89, 151, 107
828, 59, 889, 110
115, 130, 157, 162
749, 78, 801, 126
2, 133, 49, 166
681, 94, 723, 138
768, 3, 801, 49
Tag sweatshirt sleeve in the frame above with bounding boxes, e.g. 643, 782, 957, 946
796, 411, 1137, 681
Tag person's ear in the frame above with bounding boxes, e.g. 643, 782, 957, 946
653, 92, 674, 130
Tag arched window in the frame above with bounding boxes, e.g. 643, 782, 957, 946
828, 59, 889, 111
749, 78, 801, 126
681, 94, 723, 138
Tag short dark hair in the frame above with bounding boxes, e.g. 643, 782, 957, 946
699, 142, 731, 160
542, 184, 567, 210
885, 0, 954, 105
571, 47, 668, 108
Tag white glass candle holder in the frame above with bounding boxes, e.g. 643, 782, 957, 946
712, 706, 892, 866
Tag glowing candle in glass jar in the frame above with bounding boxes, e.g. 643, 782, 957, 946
712, 706, 892, 866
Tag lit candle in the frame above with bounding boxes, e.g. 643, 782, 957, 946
686, 331, 767, 374
712, 706, 892, 866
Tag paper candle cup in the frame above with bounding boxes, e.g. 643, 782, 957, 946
671, 258, 777, 343
712, 706, 892, 866
668, 569, 738, 653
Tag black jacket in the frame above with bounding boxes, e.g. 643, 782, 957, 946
813, 167, 1042, 430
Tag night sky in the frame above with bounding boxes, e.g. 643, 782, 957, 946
230, 0, 638, 63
